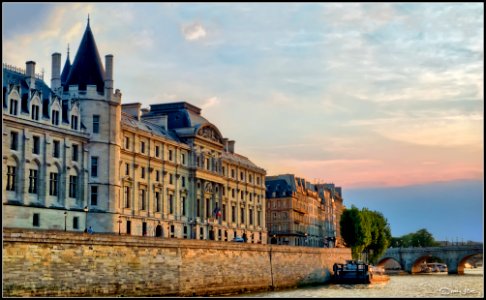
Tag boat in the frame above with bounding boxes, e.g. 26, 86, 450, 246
332, 260, 390, 284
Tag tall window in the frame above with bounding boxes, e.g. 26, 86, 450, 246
33, 136, 40, 154
206, 198, 210, 218
140, 141, 145, 154
72, 144, 78, 161
52, 110, 59, 125
155, 192, 160, 212
124, 186, 130, 208
10, 132, 18, 150
197, 199, 200, 217
28, 169, 38, 194
73, 217, 79, 229
6, 166, 16, 191
49, 172, 59, 196
140, 190, 146, 210
222, 204, 226, 221
91, 186, 98, 205
124, 136, 130, 149
240, 171, 244, 181
231, 169, 235, 178
206, 158, 210, 170
240, 207, 245, 223
169, 149, 173, 161
9, 99, 18, 115
181, 153, 185, 165
141, 167, 146, 179
231, 206, 236, 223
31, 104, 39, 120
156, 170, 160, 182
155, 145, 160, 157
232, 188, 235, 198
169, 194, 173, 214
92, 115, 100, 133
181, 176, 186, 187
169, 174, 173, 185
91, 157, 98, 177
125, 163, 130, 176
258, 211, 261, 226
71, 115, 78, 130
53, 140, 60, 158
69, 175, 77, 198
33, 213, 40, 227
249, 208, 253, 225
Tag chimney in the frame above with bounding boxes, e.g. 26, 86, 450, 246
51, 53, 61, 92
121, 103, 142, 121
105, 54, 113, 101
223, 138, 229, 151
26, 61, 36, 89
228, 140, 235, 154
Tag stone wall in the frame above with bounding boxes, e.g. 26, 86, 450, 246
2, 228, 351, 297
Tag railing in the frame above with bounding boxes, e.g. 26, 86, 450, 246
3, 63, 44, 80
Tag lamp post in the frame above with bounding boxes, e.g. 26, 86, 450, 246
64, 211, 67, 231
83, 206, 89, 232
117, 216, 122, 235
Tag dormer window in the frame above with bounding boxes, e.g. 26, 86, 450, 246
71, 115, 78, 130
9, 99, 18, 115
31, 104, 39, 120
52, 110, 59, 125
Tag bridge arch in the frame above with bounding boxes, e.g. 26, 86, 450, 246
410, 255, 446, 274
456, 253, 483, 275
376, 257, 402, 271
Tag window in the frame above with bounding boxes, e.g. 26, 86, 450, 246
71, 115, 78, 130
231, 188, 235, 198
69, 175, 77, 198
73, 217, 79, 229
6, 166, 16, 191
91, 157, 98, 177
249, 209, 253, 225
33, 213, 40, 227
258, 211, 261, 226
222, 166, 225, 176
31, 104, 39, 120
241, 191, 244, 200
240, 207, 245, 223
156, 170, 160, 181
28, 169, 38, 194
53, 140, 60, 158
125, 163, 129, 176
140, 190, 146, 210
249, 174, 253, 183
222, 204, 226, 221
181, 153, 185, 165
169, 174, 173, 185
141, 167, 145, 179
155, 192, 160, 212
169, 194, 173, 214
206, 198, 210, 218
231, 206, 236, 223
181, 176, 186, 187
182, 196, 186, 216
124, 186, 130, 208
49, 172, 59, 196
240, 171, 244, 181
206, 158, 210, 170
197, 199, 200, 217
231, 169, 235, 178
10, 132, 18, 150
72, 144, 78, 162
90, 186, 98, 205
126, 220, 131, 235
92, 115, 100, 133
140, 141, 145, 154
257, 177, 261, 185
155, 145, 160, 157
33, 136, 40, 154
142, 222, 147, 236
10, 99, 18, 115
52, 110, 60, 125
169, 149, 173, 161
125, 136, 130, 149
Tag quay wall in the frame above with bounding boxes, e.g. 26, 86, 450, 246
2, 229, 351, 297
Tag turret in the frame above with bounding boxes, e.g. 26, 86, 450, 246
105, 54, 113, 101
25, 61, 36, 89
51, 52, 61, 92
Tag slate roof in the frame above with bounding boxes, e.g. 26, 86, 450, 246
60, 50, 71, 86
265, 175, 296, 198
121, 112, 181, 143
63, 20, 105, 92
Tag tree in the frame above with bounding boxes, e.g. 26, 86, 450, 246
392, 228, 439, 248
362, 209, 392, 264
340, 205, 371, 259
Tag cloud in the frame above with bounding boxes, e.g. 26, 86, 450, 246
182, 22, 207, 41
201, 96, 220, 109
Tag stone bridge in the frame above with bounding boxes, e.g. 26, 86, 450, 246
376, 245, 483, 274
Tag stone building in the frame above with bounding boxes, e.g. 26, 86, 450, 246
2, 19, 267, 243
265, 174, 343, 247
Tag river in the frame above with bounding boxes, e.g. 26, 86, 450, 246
225, 268, 483, 298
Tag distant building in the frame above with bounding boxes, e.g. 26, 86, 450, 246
265, 174, 344, 247
3, 19, 267, 243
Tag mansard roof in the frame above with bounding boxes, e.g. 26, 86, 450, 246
221, 151, 266, 174
266, 174, 297, 197
63, 20, 105, 92
121, 112, 181, 143
2, 66, 52, 103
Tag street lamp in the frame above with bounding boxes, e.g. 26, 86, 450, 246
117, 216, 122, 235
64, 211, 67, 231
83, 206, 89, 232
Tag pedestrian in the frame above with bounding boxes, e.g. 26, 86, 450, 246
242, 232, 247, 243
88, 226, 94, 234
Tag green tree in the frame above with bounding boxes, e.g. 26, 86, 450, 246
392, 228, 439, 248
362, 209, 392, 264
339, 205, 371, 259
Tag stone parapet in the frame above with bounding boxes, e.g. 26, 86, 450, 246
2, 228, 351, 297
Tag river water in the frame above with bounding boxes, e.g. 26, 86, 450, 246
227, 268, 483, 298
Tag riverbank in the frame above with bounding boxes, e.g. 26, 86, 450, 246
3, 228, 351, 297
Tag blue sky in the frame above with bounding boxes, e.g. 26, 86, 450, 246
2, 3, 483, 241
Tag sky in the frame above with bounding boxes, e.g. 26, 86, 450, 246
2, 3, 484, 242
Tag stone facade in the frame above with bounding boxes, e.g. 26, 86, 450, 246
2, 229, 351, 297
2, 20, 267, 243
265, 174, 344, 247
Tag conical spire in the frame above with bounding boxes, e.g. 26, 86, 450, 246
63, 18, 105, 92
60, 44, 71, 85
